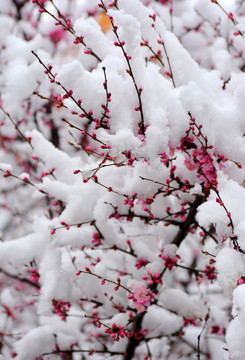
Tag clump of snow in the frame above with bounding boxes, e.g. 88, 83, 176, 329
226, 316, 245, 360
216, 247, 245, 298
159, 288, 207, 318
143, 305, 183, 336
15, 326, 56, 360
109, 313, 128, 327
0, 163, 12, 172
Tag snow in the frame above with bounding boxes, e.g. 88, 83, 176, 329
1, 0, 245, 358
143, 305, 183, 336
216, 247, 245, 298
0, 231, 46, 269
159, 288, 207, 318
74, 16, 117, 59
0, 163, 12, 172
226, 315, 245, 360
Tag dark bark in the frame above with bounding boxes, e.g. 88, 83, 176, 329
122, 195, 204, 360
123, 313, 145, 360
12, 0, 26, 20
61, 354, 73, 360
173, 195, 203, 247
51, 125, 60, 148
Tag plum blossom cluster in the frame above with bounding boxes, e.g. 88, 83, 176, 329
128, 284, 154, 312
211, 324, 226, 336
204, 265, 217, 281
2, 305, 16, 320
52, 300, 71, 321
104, 323, 127, 342
28, 267, 40, 284
159, 251, 181, 271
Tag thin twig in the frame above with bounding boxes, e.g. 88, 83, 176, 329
197, 312, 209, 360
100, 0, 145, 135
211, 0, 244, 37
0, 106, 34, 149
0, 269, 40, 289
